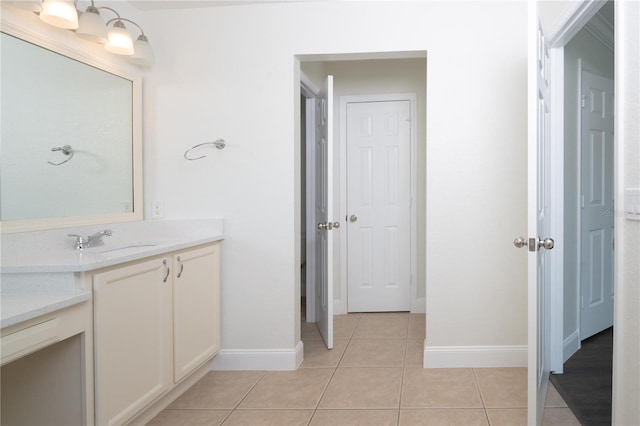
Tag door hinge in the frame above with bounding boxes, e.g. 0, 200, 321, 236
581, 195, 585, 209
581, 93, 587, 108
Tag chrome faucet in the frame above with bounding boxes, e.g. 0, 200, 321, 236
68, 229, 113, 250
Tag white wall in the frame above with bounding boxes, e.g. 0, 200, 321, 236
563, 27, 613, 358
612, 1, 640, 424
140, 1, 528, 368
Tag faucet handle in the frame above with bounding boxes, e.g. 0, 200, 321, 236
68, 234, 87, 250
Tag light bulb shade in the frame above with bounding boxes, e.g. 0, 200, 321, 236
39, 0, 78, 30
105, 23, 134, 55
130, 36, 155, 66
76, 8, 108, 44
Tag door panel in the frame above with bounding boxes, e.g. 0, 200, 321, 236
580, 71, 614, 340
347, 100, 411, 312
526, 10, 552, 424
315, 76, 334, 349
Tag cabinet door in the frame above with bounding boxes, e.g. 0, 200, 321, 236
173, 243, 221, 382
94, 257, 172, 426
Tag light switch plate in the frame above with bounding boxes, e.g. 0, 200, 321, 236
624, 188, 640, 220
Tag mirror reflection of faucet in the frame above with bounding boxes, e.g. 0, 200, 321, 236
68, 230, 113, 250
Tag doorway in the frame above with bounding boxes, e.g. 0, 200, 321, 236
560, 1, 615, 362
298, 55, 427, 340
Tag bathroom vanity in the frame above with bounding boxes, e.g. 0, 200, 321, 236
1, 219, 224, 425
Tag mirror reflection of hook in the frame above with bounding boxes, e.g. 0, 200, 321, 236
184, 139, 226, 161
48, 145, 74, 166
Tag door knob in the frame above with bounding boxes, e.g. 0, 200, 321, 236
513, 237, 527, 248
538, 237, 555, 250
349, 215, 358, 223
513, 236, 554, 251
318, 221, 340, 231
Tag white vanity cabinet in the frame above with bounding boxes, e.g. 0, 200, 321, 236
173, 243, 221, 382
92, 242, 221, 426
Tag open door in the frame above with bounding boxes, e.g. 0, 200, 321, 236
314, 75, 335, 349
516, 4, 554, 424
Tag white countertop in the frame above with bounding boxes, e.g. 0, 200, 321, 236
1, 219, 224, 273
1, 290, 92, 329
1, 219, 224, 329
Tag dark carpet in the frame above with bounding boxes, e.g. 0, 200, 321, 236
550, 327, 613, 426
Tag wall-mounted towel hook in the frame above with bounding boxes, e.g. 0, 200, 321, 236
48, 145, 74, 166
184, 139, 226, 161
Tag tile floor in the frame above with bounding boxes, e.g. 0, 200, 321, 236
148, 312, 580, 426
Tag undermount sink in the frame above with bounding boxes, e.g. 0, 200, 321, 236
99, 242, 165, 254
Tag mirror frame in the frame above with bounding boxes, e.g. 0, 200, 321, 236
1, 9, 143, 233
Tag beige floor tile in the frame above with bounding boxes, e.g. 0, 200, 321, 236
340, 338, 406, 367
238, 368, 334, 409
405, 339, 424, 367
485, 408, 527, 426
301, 338, 348, 368
408, 314, 426, 339
541, 407, 581, 426
352, 314, 409, 339
334, 315, 361, 340
146, 409, 230, 426
401, 368, 483, 408
168, 371, 265, 409
399, 408, 488, 425
222, 409, 313, 426
302, 322, 322, 340
544, 383, 568, 408
310, 409, 399, 426
474, 368, 527, 408
319, 367, 403, 409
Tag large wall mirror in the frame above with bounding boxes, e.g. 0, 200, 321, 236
0, 17, 142, 233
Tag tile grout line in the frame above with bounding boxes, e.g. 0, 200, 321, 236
306, 314, 362, 425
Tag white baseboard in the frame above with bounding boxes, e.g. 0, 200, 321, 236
563, 330, 580, 363
210, 341, 304, 371
334, 299, 347, 315
424, 344, 527, 368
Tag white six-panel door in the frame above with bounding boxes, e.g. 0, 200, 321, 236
580, 70, 615, 340
315, 76, 334, 349
346, 100, 411, 312
526, 11, 553, 425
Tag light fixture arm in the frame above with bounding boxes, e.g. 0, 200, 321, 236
104, 17, 147, 38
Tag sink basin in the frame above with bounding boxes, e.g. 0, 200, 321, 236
99, 242, 166, 254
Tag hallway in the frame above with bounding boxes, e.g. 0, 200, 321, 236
148, 313, 579, 425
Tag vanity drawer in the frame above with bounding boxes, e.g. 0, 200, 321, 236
0, 302, 90, 366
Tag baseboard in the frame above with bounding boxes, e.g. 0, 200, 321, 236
334, 299, 347, 315
424, 344, 527, 368
563, 330, 581, 363
210, 341, 304, 371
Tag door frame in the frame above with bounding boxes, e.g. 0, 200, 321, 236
338, 93, 419, 314
546, 0, 612, 374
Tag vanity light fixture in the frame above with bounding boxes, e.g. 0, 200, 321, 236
28, 0, 154, 66
39, 0, 78, 29
105, 18, 134, 55
76, 2, 107, 44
